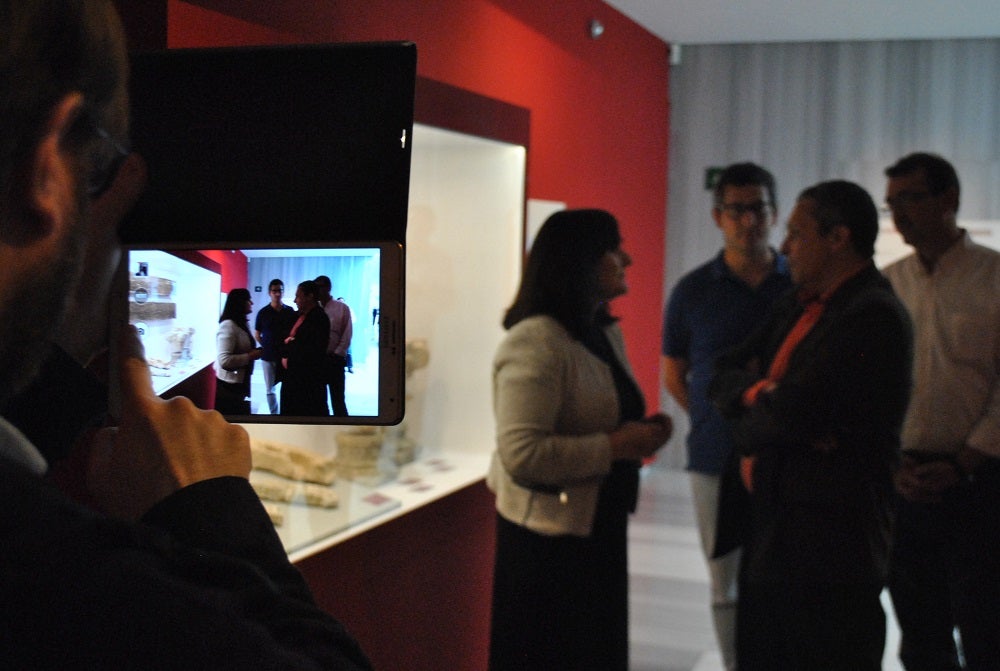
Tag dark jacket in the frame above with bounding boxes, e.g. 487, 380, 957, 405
710, 264, 913, 585
1, 344, 370, 669
0, 457, 372, 669
280, 306, 330, 416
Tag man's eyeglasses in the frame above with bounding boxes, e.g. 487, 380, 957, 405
717, 201, 774, 219
883, 190, 933, 213
87, 126, 130, 198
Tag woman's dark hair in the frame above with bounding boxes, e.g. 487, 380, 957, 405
503, 208, 621, 338
219, 287, 252, 335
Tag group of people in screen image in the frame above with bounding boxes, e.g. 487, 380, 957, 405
213, 275, 354, 417
2, 2, 998, 669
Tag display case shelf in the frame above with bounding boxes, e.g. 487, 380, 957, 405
282, 450, 490, 563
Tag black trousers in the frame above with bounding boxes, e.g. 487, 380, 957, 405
888, 459, 1000, 671
324, 354, 349, 416
737, 579, 886, 671
214, 378, 250, 415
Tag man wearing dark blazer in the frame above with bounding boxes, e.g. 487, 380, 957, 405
710, 180, 913, 671
0, 2, 370, 667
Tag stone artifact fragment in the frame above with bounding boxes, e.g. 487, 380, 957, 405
250, 437, 338, 485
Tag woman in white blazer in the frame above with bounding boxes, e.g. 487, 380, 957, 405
487, 209, 672, 671
214, 288, 261, 415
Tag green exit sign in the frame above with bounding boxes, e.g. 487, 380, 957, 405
705, 166, 725, 190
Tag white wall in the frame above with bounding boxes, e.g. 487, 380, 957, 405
400, 124, 525, 454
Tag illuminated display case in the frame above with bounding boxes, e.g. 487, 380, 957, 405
128, 250, 222, 396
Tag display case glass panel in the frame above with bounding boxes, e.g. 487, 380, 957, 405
127, 250, 221, 396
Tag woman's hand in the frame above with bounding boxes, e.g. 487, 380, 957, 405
609, 413, 673, 462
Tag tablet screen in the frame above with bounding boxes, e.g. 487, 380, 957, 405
115, 242, 404, 425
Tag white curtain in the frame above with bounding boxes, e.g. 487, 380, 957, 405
660, 38, 1000, 464
247, 254, 379, 365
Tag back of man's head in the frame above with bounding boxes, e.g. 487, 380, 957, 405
798, 180, 879, 259
1, 0, 128, 226
314, 275, 333, 300
713, 162, 777, 208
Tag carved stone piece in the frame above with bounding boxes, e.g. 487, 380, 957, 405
335, 427, 384, 481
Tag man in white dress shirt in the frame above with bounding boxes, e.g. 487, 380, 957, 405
883, 152, 1000, 671
315, 274, 353, 416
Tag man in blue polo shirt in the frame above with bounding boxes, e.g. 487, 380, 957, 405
661, 162, 791, 670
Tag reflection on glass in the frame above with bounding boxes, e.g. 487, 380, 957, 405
129, 250, 221, 396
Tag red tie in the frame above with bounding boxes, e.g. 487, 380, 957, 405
281, 311, 309, 369
740, 297, 826, 491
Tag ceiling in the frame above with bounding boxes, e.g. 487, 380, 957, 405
603, 0, 1000, 45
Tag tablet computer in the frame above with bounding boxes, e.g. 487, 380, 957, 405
114, 42, 416, 425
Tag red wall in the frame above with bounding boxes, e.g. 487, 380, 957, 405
165, 0, 671, 412
200, 249, 249, 294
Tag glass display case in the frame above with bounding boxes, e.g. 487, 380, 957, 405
127, 250, 222, 396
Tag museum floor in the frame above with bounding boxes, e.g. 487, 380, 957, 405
628, 461, 904, 671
